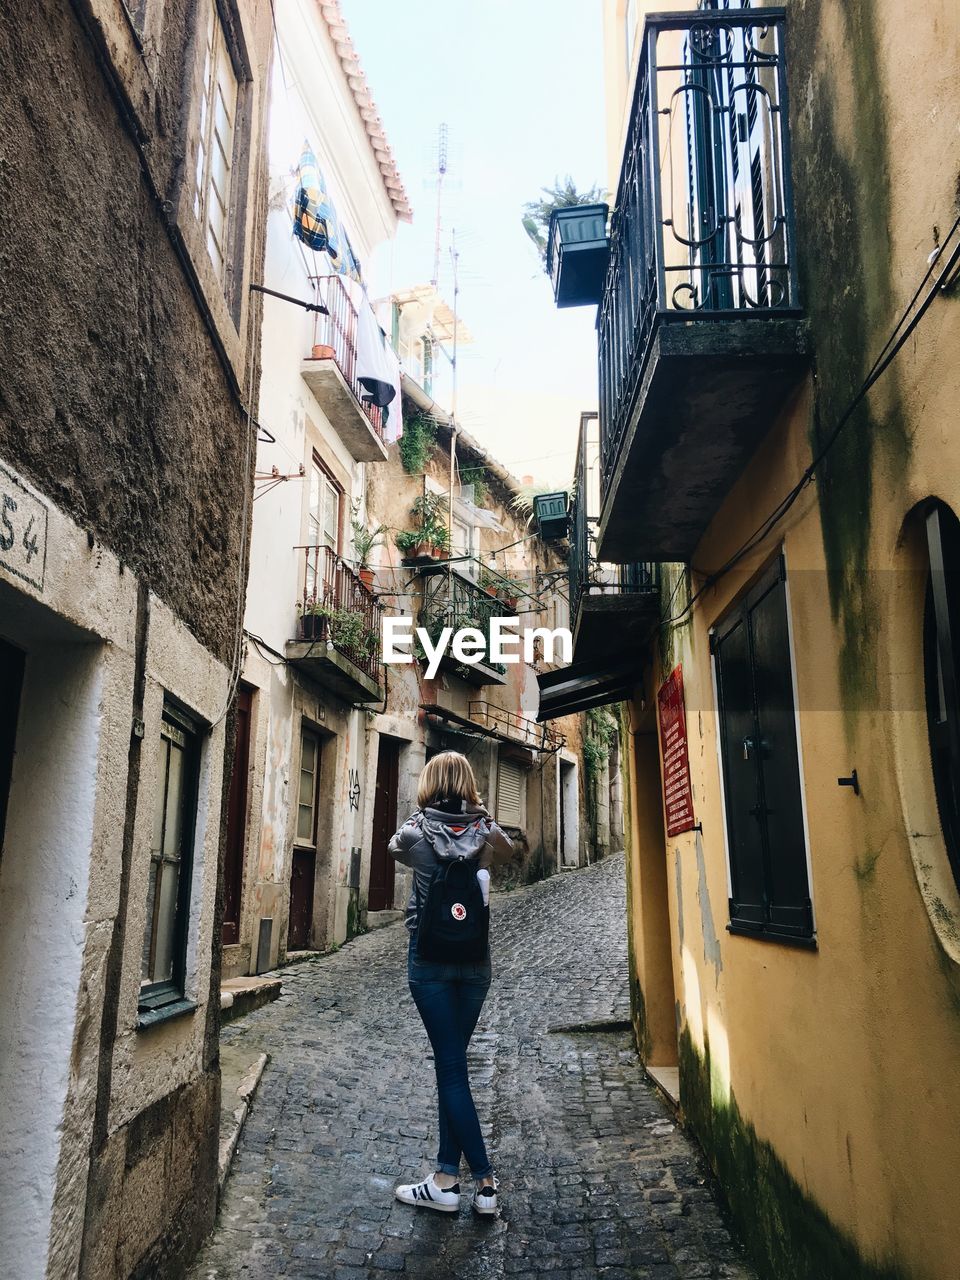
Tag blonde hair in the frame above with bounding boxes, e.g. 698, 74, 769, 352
417, 751, 482, 809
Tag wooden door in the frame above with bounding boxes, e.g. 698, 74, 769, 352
288, 848, 316, 950
368, 738, 400, 911
222, 686, 252, 945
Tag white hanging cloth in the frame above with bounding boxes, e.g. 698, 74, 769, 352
354, 288, 403, 443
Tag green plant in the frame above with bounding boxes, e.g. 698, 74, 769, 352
303, 602, 376, 658
460, 466, 489, 508
522, 176, 608, 265
583, 707, 618, 788
430, 523, 451, 554
350, 501, 387, 567
398, 410, 438, 474
394, 529, 420, 556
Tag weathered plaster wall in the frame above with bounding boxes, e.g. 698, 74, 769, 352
0, 1, 273, 1274
0, 0, 271, 667
605, 0, 960, 1275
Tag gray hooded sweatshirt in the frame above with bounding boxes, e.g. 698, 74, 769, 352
388, 800, 513, 933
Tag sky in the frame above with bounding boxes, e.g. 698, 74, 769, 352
340, 0, 606, 490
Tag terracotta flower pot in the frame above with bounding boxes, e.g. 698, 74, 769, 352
311, 343, 336, 360
358, 566, 374, 590
414, 541, 432, 559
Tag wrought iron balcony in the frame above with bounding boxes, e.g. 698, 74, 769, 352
286, 544, 384, 704
596, 8, 809, 562
300, 275, 389, 463
468, 702, 565, 752
418, 569, 509, 687
568, 426, 660, 665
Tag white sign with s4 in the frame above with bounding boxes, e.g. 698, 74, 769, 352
0, 462, 48, 591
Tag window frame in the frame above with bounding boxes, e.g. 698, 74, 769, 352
307, 455, 344, 556
711, 553, 815, 947
295, 726, 322, 850
193, 1, 241, 287
139, 700, 203, 1017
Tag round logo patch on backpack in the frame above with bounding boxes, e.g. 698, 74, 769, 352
451, 903, 467, 922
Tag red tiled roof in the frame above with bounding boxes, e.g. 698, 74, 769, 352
317, 1, 413, 222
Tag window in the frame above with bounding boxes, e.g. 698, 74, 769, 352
296, 728, 321, 845
451, 516, 472, 566
308, 463, 341, 552
306, 461, 342, 598
923, 501, 960, 894
496, 757, 524, 829
712, 555, 812, 942
140, 703, 201, 1012
193, 3, 239, 283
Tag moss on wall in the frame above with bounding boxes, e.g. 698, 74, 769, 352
789, 0, 909, 719
678, 1029, 912, 1280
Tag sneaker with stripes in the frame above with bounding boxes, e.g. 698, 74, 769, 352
394, 1173, 461, 1213
471, 1179, 498, 1216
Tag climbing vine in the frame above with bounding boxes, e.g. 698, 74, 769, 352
460, 465, 489, 508
398, 410, 438, 474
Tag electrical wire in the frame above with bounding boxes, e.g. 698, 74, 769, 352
660, 212, 960, 631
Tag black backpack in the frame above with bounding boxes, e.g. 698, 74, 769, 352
415, 856, 489, 963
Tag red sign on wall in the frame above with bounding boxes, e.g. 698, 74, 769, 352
657, 664, 696, 838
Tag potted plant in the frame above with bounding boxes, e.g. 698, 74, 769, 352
395, 529, 420, 561
350, 502, 386, 590
298, 598, 331, 641
429, 522, 451, 560
496, 576, 523, 611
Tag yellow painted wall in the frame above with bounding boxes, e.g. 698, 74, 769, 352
606, 0, 960, 1276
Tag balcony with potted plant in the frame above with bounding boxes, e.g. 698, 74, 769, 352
300, 274, 390, 463
394, 492, 452, 566
286, 544, 385, 705
417, 569, 508, 687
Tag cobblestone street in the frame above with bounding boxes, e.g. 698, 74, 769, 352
191, 856, 754, 1280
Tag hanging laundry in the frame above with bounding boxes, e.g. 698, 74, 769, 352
293, 143, 361, 282
355, 290, 403, 443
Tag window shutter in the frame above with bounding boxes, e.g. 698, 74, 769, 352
497, 758, 524, 828
714, 556, 812, 941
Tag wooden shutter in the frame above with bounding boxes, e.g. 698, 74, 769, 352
497, 758, 524, 828
713, 556, 812, 940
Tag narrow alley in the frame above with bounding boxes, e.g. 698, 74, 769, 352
192, 856, 753, 1280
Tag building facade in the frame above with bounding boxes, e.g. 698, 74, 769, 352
0, 0, 273, 1276
223, 0, 410, 977
543, 1, 960, 1277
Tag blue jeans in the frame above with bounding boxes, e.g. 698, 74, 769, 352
407, 934, 493, 1180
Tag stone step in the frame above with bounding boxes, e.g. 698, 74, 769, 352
219, 975, 283, 1023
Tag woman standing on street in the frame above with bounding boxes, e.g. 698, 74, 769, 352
388, 751, 513, 1216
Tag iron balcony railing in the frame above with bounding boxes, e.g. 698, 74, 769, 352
309, 274, 386, 441
598, 7, 798, 491
419, 570, 512, 673
468, 701, 566, 753
569, 444, 659, 624
296, 544, 383, 684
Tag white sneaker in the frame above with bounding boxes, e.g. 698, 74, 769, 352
394, 1173, 460, 1213
471, 1180, 498, 1216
